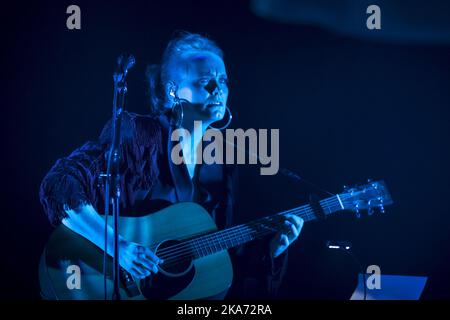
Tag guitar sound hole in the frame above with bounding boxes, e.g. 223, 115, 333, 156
156, 239, 193, 275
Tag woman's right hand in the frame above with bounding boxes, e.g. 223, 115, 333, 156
119, 240, 163, 280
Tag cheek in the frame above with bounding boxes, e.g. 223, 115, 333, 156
222, 87, 229, 103
177, 87, 193, 102
178, 86, 209, 103
223, 87, 229, 98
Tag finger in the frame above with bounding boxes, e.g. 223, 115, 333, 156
274, 232, 284, 243
136, 257, 158, 273
285, 215, 304, 230
144, 247, 163, 264
136, 264, 158, 277
131, 266, 150, 279
280, 234, 289, 247
282, 221, 299, 241
288, 216, 303, 238
273, 231, 287, 246
272, 232, 285, 248
294, 216, 304, 230
288, 222, 299, 239
141, 260, 159, 274
139, 262, 158, 274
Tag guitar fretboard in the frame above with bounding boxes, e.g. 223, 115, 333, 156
156, 194, 346, 265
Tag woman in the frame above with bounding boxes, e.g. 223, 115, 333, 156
40, 32, 303, 299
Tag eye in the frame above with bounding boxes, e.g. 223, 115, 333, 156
219, 78, 229, 86
198, 78, 210, 85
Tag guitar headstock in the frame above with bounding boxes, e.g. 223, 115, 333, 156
338, 180, 393, 217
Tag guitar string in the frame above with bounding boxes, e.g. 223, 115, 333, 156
152, 195, 344, 258
157, 207, 314, 261
153, 195, 346, 254
151, 200, 343, 271
152, 195, 347, 260
152, 196, 350, 268
119, 196, 348, 274
157, 212, 313, 268
161, 202, 378, 271
156, 202, 340, 270
153, 199, 352, 271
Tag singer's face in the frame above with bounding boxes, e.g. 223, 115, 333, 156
171, 51, 229, 125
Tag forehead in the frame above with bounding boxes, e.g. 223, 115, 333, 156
176, 51, 226, 78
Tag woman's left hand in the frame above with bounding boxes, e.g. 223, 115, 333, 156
269, 214, 304, 259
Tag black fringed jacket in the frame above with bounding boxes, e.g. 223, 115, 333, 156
39, 111, 288, 299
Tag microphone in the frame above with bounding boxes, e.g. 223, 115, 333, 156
122, 54, 135, 74
114, 54, 135, 79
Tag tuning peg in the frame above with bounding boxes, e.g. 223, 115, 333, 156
368, 207, 374, 216
378, 198, 385, 213
355, 203, 361, 218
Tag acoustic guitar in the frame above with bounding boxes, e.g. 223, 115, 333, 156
39, 180, 392, 300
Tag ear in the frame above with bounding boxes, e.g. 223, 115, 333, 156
165, 81, 178, 102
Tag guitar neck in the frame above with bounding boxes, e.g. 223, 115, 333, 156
185, 194, 345, 259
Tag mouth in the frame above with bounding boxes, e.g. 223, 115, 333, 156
205, 102, 224, 109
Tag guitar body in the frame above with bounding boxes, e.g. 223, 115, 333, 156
39, 202, 233, 300
39, 180, 392, 300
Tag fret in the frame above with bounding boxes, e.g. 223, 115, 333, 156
238, 227, 246, 244
213, 236, 220, 253
235, 228, 243, 246
210, 236, 216, 254
228, 230, 235, 247
200, 239, 206, 257
190, 240, 200, 258
200, 237, 208, 257
320, 196, 341, 216
187, 194, 345, 259
156, 182, 393, 267
324, 204, 333, 215
223, 231, 231, 248
218, 232, 225, 251
195, 238, 204, 258
206, 239, 212, 255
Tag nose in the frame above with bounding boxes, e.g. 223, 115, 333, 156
204, 79, 222, 96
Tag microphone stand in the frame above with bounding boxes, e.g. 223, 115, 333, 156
104, 54, 135, 300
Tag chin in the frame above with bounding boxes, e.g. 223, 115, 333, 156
212, 112, 225, 123
205, 107, 225, 122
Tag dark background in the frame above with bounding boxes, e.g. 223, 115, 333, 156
2, 0, 450, 299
